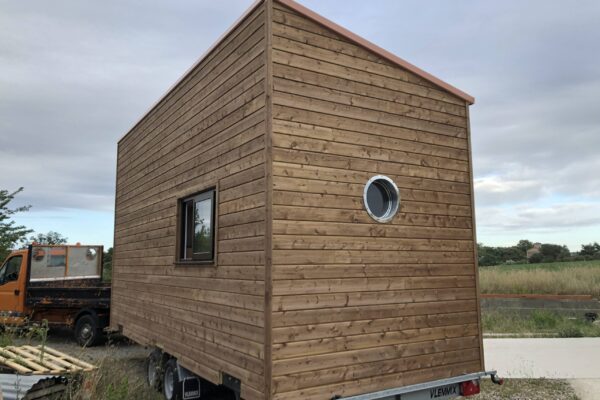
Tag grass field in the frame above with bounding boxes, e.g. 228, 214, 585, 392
479, 260, 600, 297
482, 309, 600, 337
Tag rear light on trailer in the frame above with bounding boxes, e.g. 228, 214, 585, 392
460, 379, 480, 396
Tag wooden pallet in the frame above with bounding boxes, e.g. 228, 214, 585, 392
0, 345, 96, 375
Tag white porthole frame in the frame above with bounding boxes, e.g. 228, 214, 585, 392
363, 175, 400, 223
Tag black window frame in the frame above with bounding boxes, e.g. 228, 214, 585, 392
178, 188, 216, 264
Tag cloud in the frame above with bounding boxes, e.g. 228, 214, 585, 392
1, 0, 600, 247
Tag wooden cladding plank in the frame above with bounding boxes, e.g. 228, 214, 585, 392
273, 176, 470, 206
113, 286, 264, 329
272, 276, 475, 295
117, 150, 265, 228
271, 34, 442, 96
219, 221, 266, 241
116, 263, 265, 281
272, 299, 478, 327
273, 191, 472, 218
272, 5, 388, 65
118, 139, 265, 220
273, 336, 479, 377
272, 360, 481, 400
272, 65, 466, 129
273, 205, 472, 229
273, 118, 468, 161
273, 286, 476, 311
113, 278, 264, 312
113, 292, 263, 358
272, 48, 464, 107
272, 323, 480, 359
272, 250, 474, 266
272, 105, 467, 151
114, 271, 264, 296
273, 162, 470, 194
220, 192, 266, 216
273, 90, 466, 139
273, 348, 480, 392
272, 147, 469, 187
272, 311, 479, 344
272, 263, 475, 280
273, 62, 466, 117
273, 131, 468, 174
273, 235, 473, 252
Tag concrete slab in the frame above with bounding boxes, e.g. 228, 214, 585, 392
569, 379, 600, 400
484, 338, 600, 379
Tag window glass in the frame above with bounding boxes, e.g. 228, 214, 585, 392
0, 255, 22, 284
30, 246, 67, 280
180, 189, 215, 262
67, 246, 101, 277
193, 198, 212, 255
364, 176, 400, 223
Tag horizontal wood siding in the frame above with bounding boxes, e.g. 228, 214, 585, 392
269, 3, 481, 399
112, 4, 267, 399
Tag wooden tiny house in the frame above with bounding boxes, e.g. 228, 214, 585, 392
112, 0, 485, 399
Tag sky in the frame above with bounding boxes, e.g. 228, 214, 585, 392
2, 0, 599, 251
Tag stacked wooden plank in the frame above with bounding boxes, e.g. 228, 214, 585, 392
0, 346, 95, 375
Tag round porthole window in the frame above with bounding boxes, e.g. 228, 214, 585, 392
364, 175, 400, 223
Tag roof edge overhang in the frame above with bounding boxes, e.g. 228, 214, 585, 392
118, 0, 473, 145
277, 0, 474, 105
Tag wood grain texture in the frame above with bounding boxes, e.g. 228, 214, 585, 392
113, 2, 482, 399
112, 4, 268, 397
269, 3, 482, 398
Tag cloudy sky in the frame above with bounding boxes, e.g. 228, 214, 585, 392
2, 0, 599, 251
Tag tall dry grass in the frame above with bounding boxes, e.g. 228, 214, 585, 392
479, 266, 600, 297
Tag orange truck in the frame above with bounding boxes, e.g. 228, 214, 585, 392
0, 244, 110, 346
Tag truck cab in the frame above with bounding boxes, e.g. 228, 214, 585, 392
0, 244, 111, 346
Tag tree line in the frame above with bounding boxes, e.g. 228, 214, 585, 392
478, 239, 600, 267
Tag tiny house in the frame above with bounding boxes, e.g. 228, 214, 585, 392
112, 0, 496, 399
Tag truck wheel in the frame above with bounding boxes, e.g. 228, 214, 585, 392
146, 350, 163, 391
163, 358, 181, 400
74, 315, 100, 347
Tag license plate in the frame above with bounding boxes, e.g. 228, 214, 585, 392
399, 383, 460, 400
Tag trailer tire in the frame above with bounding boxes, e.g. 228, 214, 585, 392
146, 350, 163, 391
74, 314, 100, 347
163, 358, 181, 400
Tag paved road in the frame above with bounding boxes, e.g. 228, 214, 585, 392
484, 338, 600, 400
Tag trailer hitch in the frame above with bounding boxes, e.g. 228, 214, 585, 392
491, 373, 505, 385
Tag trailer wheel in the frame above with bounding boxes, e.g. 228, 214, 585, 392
146, 350, 163, 391
163, 359, 181, 400
74, 314, 100, 347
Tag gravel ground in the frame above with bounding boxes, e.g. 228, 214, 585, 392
478, 379, 580, 400
7, 330, 584, 399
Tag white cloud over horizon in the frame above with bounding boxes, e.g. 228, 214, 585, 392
2, 0, 600, 251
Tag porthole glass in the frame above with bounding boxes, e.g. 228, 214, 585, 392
364, 175, 400, 223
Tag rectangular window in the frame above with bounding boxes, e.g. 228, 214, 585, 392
179, 189, 216, 262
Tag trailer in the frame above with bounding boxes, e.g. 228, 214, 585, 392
111, 0, 501, 399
